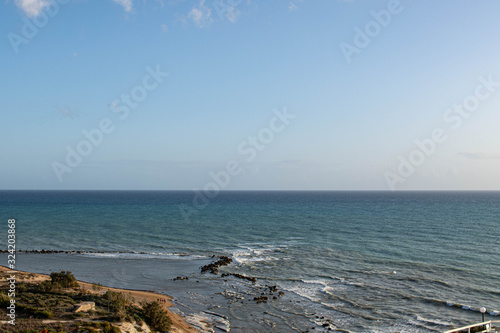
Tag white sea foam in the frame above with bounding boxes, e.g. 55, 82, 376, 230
231, 243, 288, 265
320, 301, 344, 310
302, 279, 329, 285
284, 284, 323, 303
81, 252, 208, 260
416, 315, 454, 326
282, 279, 342, 304
302, 279, 337, 293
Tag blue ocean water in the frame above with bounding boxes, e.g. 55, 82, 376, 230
1, 191, 499, 332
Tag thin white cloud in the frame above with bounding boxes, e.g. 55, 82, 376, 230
224, 5, 239, 23
288, 2, 298, 10
111, 0, 133, 12
161, 23, 168, 33
457, 152, 500, 159
154, 0, 165, 7
14, 0, 133, 16
188, 0, 213, 27
289, 0, 304, 11
15, 0, 49, 17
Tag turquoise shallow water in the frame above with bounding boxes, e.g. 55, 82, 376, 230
1, 191, 499, 332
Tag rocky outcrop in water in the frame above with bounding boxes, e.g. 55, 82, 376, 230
251, 285, 285, 304
0, 250, 107, 254
200, 256, 233, 274
221, 273, 257, 283
173, 276, 189, 281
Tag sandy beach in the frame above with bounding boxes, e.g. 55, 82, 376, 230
0, 265, 198, 333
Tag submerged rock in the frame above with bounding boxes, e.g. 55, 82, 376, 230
173, 276, 189, 281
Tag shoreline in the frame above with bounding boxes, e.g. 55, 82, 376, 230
0, 265, 198, 333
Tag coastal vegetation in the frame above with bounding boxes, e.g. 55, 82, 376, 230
140, 301, 172, 332
0, 270, 171, 333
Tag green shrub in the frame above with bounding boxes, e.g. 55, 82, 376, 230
34, 310, 53, 319
102, 322, 121, 333
140, 301, 172, 332
133, 313, 144, 325
34, 281, 56, 293
17, 283, 28, 293
82, 327, 98, 333
17, 304, 38, 316
49, 271, 78, 288
92, 282, 103, 292
0, 291, 9, 307
104, 291, 133, 321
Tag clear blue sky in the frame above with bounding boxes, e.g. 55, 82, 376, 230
2, 0, 500, 190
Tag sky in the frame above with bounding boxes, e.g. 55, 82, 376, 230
1, 0, 500, 190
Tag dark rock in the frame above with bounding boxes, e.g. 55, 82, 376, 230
201, 256, 233, 274
173, 276, 187, 281
253, 295, 268, 304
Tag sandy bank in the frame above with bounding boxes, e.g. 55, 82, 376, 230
0, 265, 198, 333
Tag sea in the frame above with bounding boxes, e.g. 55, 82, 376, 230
0, 191, 499, 332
